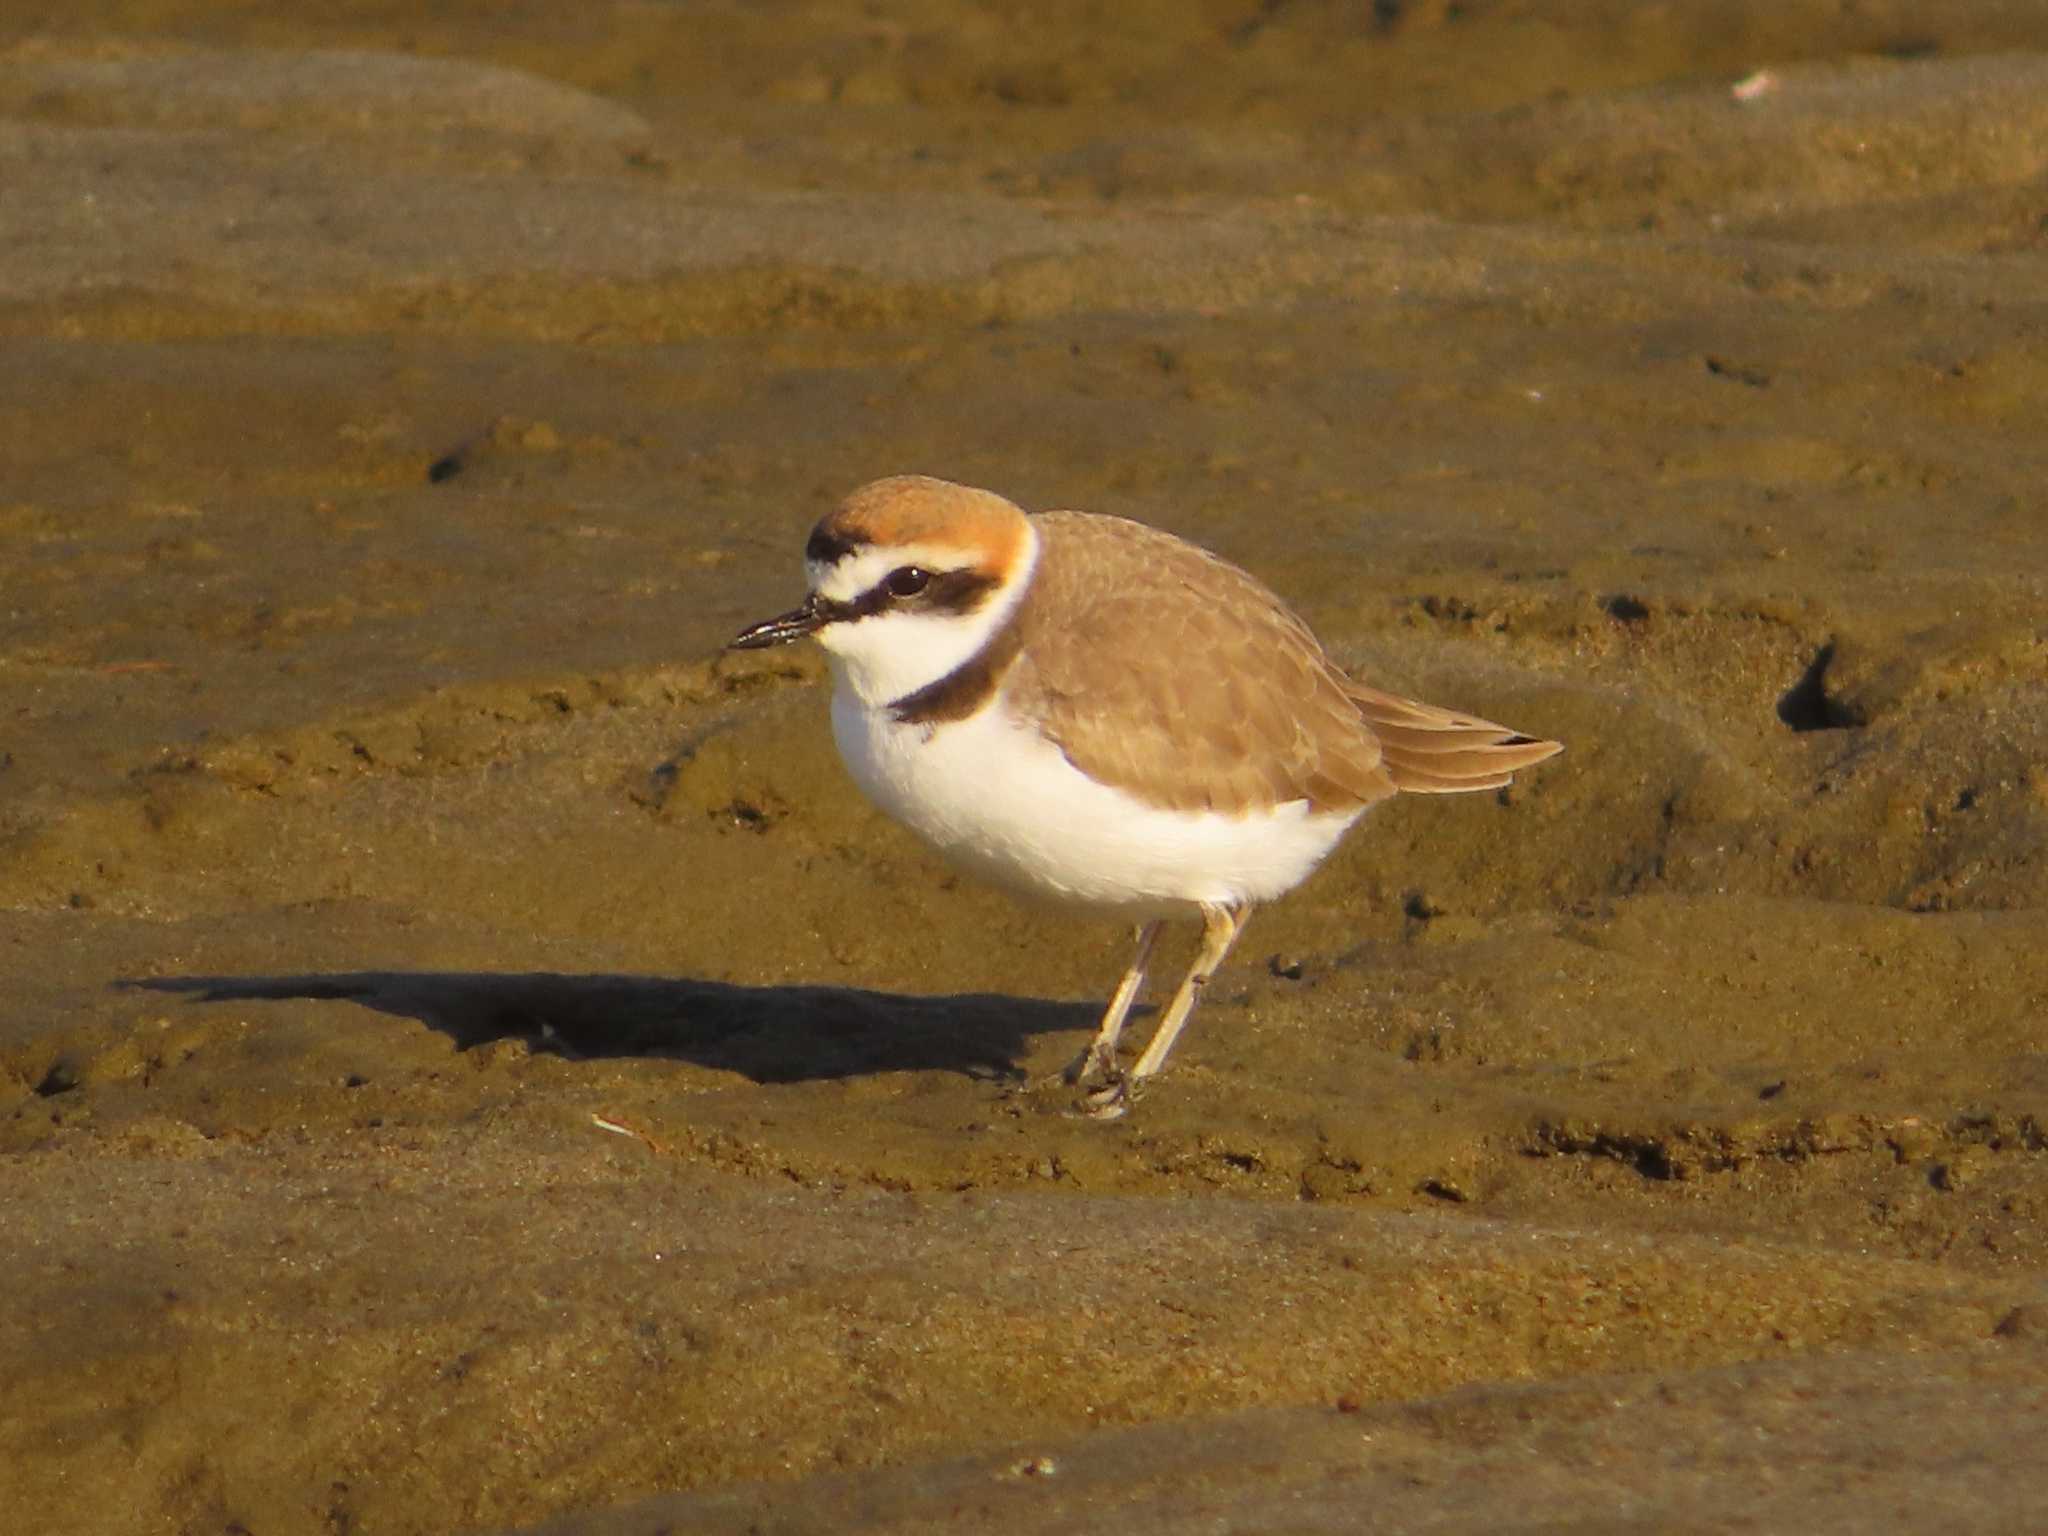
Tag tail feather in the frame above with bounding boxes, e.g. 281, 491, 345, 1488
1346, 683, 1562, 795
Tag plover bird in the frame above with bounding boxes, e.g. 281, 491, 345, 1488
731, 475, 1560, 1113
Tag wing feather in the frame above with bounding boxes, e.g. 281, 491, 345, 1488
1002, 512, 1557, 813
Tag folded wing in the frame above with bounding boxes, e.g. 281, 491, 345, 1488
1008, 511, 1558, 815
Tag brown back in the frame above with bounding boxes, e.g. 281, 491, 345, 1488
998, 511, 1558, 814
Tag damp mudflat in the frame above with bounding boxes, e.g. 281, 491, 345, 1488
3, 5, 2047, 1533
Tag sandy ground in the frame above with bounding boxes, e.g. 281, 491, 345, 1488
3, 4, 2047, 1532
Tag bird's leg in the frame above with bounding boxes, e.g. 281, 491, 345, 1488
1063, 919, 1162, 1087
1128, 901, 1250, 1082
1081, 902, 1249, 1118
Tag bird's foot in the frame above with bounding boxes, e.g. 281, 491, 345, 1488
1060, 1041, 1113, 1088
1051, 1043, 1138, 1118
1075, 1072, 1135, 1121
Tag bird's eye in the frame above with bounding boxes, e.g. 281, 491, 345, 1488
885, 566, 931, 598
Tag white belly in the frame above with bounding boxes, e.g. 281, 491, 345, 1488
830, 687, 1363, 912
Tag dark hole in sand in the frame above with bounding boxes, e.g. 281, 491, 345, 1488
1704, 355, 1772, 388
1776, 643, 1866, 732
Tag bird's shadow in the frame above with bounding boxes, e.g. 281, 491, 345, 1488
123, 971, 1103, 1084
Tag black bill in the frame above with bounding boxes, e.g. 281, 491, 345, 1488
729, 593, 830, 649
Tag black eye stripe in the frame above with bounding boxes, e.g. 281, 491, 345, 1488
820, 566, 1004, 626
912, 568, 1002, 615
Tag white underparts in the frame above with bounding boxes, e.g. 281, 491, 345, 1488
830, 682, 1365, 912
814, 519, 1359, 910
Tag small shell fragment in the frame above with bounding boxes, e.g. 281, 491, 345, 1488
1730, 69, 1780, 102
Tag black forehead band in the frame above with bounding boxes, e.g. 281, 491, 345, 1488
806, 527, 866, 565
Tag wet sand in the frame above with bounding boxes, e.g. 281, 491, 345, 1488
3, 5, 2047, 1532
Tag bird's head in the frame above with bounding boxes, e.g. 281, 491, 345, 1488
729, 475, 1038, 707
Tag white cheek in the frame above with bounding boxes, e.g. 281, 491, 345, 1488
810, 524, 1039, 708
817, 610, 978, 707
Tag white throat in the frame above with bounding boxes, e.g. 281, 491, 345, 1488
813, 524, 1040, 710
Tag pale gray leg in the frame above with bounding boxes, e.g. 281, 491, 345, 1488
1131, 901, 1250, 1080
1084, 902, 1251, 1117
1062, 919, 1163, 1087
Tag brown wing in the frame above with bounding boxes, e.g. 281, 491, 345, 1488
1006, 512, 1398, 815
1006, 511, 1562, 813
1343, 683, 1563, 793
